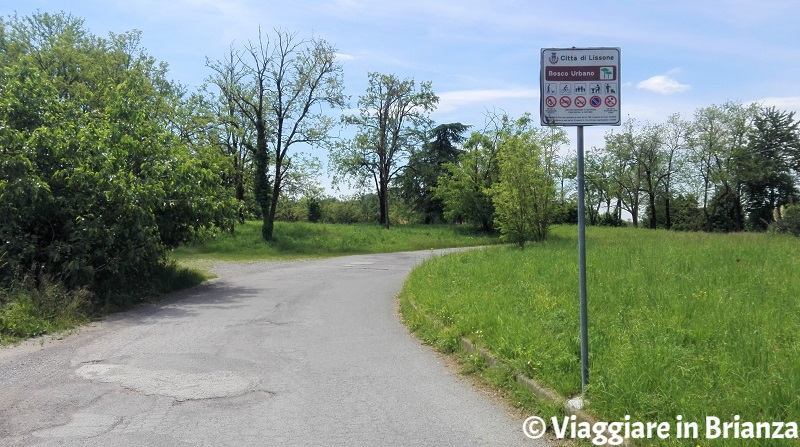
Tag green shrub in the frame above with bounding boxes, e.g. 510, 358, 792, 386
307, 197, 323, 223
770, 204, 800, 236
0, 298, 53, 339
0, 12, 236, 307
0, 279, 91, 342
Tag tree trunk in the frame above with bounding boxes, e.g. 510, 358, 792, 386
262, 215, 274, 241
733, 187, 744, 232
235, 179, 245, 223
648, 191, 657, 229
263, 182, 280, 241
703, 199, 712, 232
263, 155, 287, 241
378, 180, 390, 229
253, 122, 272, 241
644, 170, 657, 229
664, 184, 672, 230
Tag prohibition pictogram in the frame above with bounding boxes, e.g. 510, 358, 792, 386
605, 96, 618, 107
574, 96, 587, 108
589, 96, 602, 108
560, 96, 572, 108
545, 96, 557, 108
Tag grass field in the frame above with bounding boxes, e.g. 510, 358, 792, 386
171, 221, 501, 261
399, 225, 800, 446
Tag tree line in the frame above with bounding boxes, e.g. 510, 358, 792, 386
584, 103, 800, 232
2, 11, 800, 314
428, 102, 800, 240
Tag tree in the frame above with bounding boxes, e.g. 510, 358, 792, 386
600, 117, 687, 229
584, 147, 619, 226
688, 102, 758, 232
659, 114, 691, 229
207, 29, 345, 240
332, 72, 438, 228
741, 107, 800, 229
435, 132, 499, 231
490, 114, 557, 247
273, 153, 324, 222
604, 119, 644, 226
770, 204, 800, 236
198, 59, 257, 224
0, 12, 235, 304
636, 122, 666, 229
396, 123, 469, 223
540, 126, 572, 223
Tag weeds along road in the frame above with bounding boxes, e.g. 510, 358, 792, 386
0, 250, 547, 447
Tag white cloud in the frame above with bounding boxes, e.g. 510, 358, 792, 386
436, 88, 539, 113
334, 53, 358, 62
636, 75, 690, 95
751, 96, 800, 114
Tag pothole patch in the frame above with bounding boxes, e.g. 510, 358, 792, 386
34, 412, 120, 438
75, 363, 260, 401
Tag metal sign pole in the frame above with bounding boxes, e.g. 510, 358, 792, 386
576, 125, 589, 397
540, 46, 620, 404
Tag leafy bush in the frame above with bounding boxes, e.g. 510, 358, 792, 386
0, 279, 91, 341
0, 298, 53, 340
307, 197, 323, 223
490, 116, 556, 247
769, 204, 800, 236
0, 12, 236, 307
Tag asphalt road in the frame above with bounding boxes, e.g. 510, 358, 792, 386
0, 250, 549, 446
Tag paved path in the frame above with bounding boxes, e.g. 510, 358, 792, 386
0, 250, 548, 446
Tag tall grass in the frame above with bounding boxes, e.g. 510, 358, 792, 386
171, 221, 500, 260
0, 279, 91, 343
0, 262, 209, 344
400, 226, 800, 446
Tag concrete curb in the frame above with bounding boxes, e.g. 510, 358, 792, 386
407, 298, 629, 445
458, 337, 596, 424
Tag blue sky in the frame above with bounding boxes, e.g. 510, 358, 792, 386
6, 0, 800, 191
